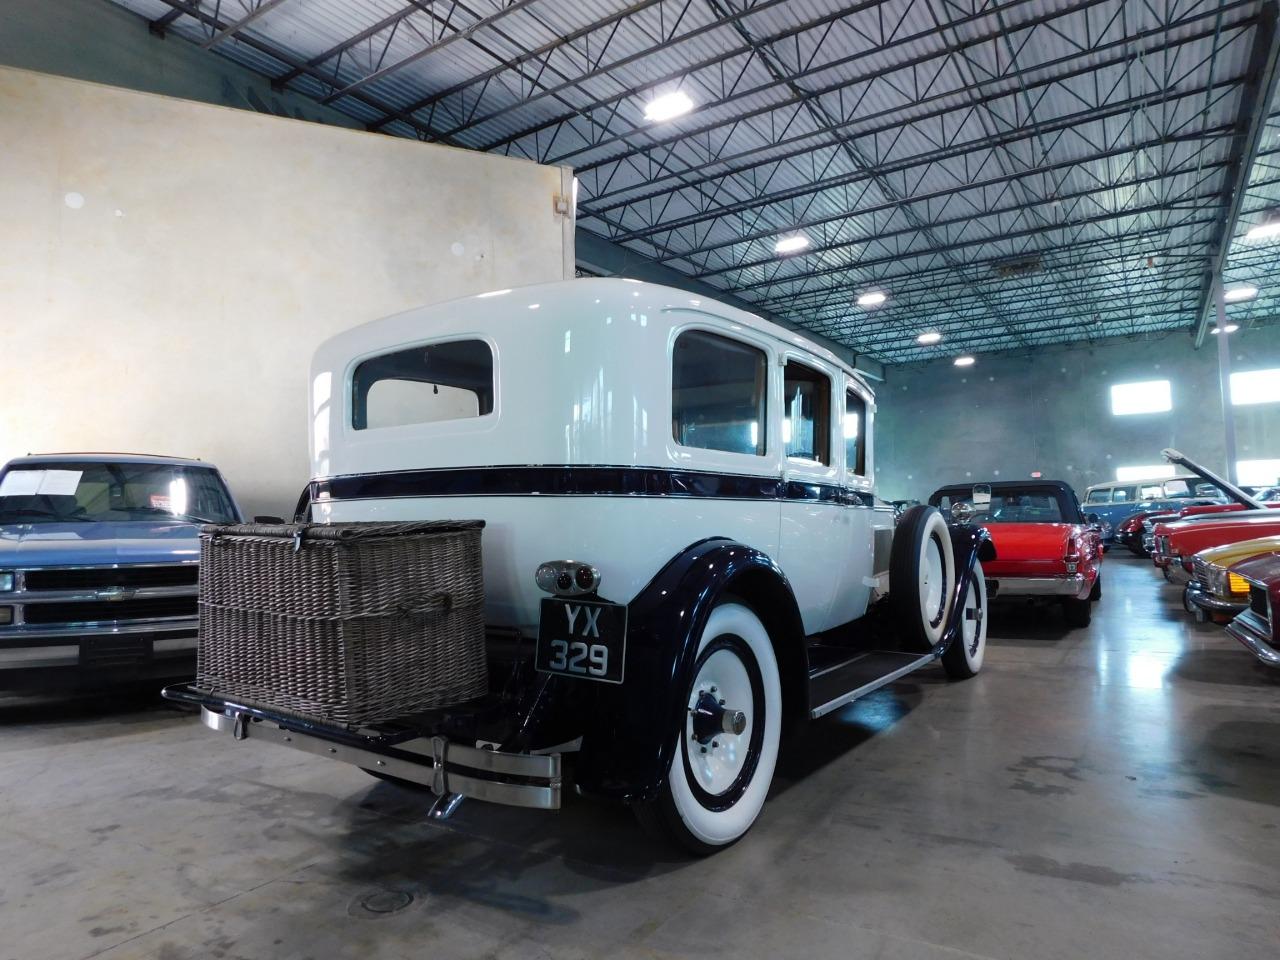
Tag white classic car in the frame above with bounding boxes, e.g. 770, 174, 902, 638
171, 278, 992, 853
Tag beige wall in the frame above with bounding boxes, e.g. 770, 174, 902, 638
0, 66, 573, 516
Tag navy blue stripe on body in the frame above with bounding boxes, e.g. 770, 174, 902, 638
310, 466, 876, 507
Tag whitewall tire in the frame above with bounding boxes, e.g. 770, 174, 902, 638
941, 560, 987, 679
636, 602, 782, 855
890, 506, 956, 651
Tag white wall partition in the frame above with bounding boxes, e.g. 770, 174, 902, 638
0, 65, 574, 515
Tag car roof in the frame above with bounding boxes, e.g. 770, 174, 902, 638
4, 453, 210, 468
931, 479, 1078, 500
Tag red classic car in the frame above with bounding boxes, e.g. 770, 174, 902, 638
1225, 552, 1280, 668
1117, 501, 1220, 556
929, 480, 1102, 627
1149, 451, 1280, 582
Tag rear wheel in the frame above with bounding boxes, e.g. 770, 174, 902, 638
890, 506, 956, 651
1063, 595, 1092, 628
941, 561, 987, 679
635, 602, 781, 856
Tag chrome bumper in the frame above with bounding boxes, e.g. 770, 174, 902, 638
1226, 613, 1280, 668
991, 574, 1087, 597
1184, 581, 1247, 619
197, 703, 561, 811
0, 628, 196, 669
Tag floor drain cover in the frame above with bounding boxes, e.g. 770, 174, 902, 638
354, 889, 414, 916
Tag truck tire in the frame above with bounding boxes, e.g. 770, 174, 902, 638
941, 561, 987, 679
635, 602, 781, 856
890, 505, 956, 652
1063, 595, 1092, 628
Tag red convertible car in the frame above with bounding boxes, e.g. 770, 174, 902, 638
929, 480, 1102, 627
1148, 452, 1280, 582
1226, 552, 1280, 668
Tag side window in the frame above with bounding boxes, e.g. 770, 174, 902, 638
783, 360, 831, 465
845, 388, 867, 477
1084, 488, 1111, 504
351, 340, 494, 430
672, 330, 767, 456
1113, 487, 1133, 502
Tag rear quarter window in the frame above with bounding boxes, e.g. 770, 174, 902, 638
351, 339, 494, 430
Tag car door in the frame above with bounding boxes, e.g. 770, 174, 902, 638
775, 353, 842, 634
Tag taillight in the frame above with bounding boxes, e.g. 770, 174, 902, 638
1065, 539, 1081, 574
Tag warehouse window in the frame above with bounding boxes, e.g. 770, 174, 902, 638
1230, 369, 1280, 406
352, 339, 494, 430
1115, 465, 1175, 482
1110, 380, 1171, 415
1237, 459, 1280, 486
672, 330, 767, 456
784, 361, 831, 465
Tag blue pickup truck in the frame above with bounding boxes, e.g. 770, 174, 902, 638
0, 453, 241, 692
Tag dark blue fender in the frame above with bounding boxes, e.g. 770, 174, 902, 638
574, 538, 806, 803
932, 524, 996, 657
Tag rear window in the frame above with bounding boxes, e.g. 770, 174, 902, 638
351, 339, 493, 430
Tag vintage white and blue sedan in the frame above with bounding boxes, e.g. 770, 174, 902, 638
172, 278, 992, 854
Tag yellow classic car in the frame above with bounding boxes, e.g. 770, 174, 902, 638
1185, 535, 1280, 622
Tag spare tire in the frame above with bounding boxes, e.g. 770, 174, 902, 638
890, 505, 956, 652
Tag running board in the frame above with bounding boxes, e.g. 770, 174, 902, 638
807, 649, 937, 719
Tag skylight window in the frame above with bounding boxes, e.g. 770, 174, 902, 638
1110, 380, 1171, 416
1230, 369, 1280, 406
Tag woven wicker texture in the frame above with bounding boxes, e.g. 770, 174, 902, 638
196, 521, 487, 727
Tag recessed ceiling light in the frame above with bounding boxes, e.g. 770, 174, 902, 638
916, 331, 942, 345
774, 234, 810, 254
1245, 219, 1280, 241
1223, 284, 1258, 302
643, 90, 694, 123
1210, 323, 1239, 334
527, 303, 540, 310
857, 290, 887, 307
954, 355, 975, 367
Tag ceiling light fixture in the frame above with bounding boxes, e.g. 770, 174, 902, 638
1210, 324, 1239, 335
1246, 216, 1280, 241
1223, 284, 1258, 302
954, 356, 975, 367
774, 234, 810, 254
643, 90, 694, 123
916, 331, 942, 345
857, 290, 887, 307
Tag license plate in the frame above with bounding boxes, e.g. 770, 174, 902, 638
535, 598, 627, 684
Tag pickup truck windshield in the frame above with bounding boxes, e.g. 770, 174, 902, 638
0, 462, 237, 525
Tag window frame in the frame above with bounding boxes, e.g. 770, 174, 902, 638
345, 334, 499, 436
843, 382, 870, 481
669, 326, 772, 461
781, 356, 835, 468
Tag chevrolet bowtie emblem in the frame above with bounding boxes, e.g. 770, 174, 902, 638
96, 586, 135, 602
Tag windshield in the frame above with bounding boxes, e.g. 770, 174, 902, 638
0, 462, 237, 525
937, 489, 1066, 523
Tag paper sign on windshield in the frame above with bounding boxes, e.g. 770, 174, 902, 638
0, 471, 42, 496
0, 469, 83, 497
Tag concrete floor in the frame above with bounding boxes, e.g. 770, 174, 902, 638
3, 556, 1279, 960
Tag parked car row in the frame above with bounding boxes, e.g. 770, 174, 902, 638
1141, 449, 1280, 670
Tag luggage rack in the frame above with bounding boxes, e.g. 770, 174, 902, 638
162, 683, 562, 816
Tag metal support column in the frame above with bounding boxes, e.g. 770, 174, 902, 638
1214, 284, 1239, 484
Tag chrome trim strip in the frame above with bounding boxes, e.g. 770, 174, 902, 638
810, 652, 936, 719
990, 575, 1087, 597
1226, 614, 1280, 667
18, 585, 198, 603
0, 620, 197, 640
200, 707, 561, 810
0, 645, 79, 668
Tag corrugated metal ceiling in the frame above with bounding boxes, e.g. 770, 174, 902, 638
108, 0, 1280, 363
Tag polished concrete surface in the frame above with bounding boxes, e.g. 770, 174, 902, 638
3, 556, 1278, 960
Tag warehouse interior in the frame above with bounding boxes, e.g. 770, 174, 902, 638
2, 1, 1279, 958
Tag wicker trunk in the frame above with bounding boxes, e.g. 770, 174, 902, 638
196, 520, 487, 727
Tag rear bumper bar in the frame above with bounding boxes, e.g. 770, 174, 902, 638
165, 684, 561, 811
990, 574, 1087, 597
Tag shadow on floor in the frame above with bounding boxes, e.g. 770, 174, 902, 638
985, 603, 1075, 643
0, 686, 186, 726
1172, 648, 1280, 688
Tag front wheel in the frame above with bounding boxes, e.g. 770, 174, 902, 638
635, 602, 782, 856
941, 560, 987, 679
